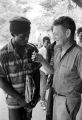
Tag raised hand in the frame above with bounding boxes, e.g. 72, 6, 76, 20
32, 52, 43, 63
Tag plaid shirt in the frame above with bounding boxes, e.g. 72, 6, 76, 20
0, 40, 40, 109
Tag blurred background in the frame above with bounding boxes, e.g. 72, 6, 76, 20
0, 0, 82, 48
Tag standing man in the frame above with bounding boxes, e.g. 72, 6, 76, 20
39, 36, 50, 110
76, 27, 82, 120
32, 16, 82, 120
0, 16, 40, 120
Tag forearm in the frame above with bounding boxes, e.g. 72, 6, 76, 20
32, 53, 54, 74
0, 77, 22, 100
41, 58, 54, 74
30, 69, 40, 107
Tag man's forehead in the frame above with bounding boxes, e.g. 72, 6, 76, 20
53, 25, 66, 30
52, 25, 66, 32
18, 31, 29, 36
53, 25, 61, 31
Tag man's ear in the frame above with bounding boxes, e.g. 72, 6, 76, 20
66, 29, 71, 38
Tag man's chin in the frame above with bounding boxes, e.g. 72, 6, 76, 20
18, 42, 27, 47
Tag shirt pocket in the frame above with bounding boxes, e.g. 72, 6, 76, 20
60, 64, 70, 74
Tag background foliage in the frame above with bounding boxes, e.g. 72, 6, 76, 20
0, 0, 82, 47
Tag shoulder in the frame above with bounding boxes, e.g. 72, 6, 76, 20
74, 44, 82, 53
0, 44, 8, 57
0, 44, 9, 63
73, 45, 82, 59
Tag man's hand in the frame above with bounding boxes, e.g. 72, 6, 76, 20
32, 52, 43, 63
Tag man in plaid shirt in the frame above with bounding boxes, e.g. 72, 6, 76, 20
0, 16, 40, 120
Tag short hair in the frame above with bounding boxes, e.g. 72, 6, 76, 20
77, 27, 82, 35
43, 36, 50, 43
52, 16, 76, 39
10, 16, 31, 36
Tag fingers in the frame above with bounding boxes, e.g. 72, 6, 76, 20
31, 51, 44, 63
32, 51, 37, 61
32, 53, 39, 62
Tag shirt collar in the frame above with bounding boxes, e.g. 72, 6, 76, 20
7, 39, 14, 52
61, 41, 73, 57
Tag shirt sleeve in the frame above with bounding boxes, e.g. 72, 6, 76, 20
75, 50, 82, 79
0, 62, 6, 78
0, 51, 7, 78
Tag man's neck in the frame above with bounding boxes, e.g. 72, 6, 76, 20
12, 38, 26, 48
12, 38, 26, 58
61, 41, 73, 58
62, 41, 71, 50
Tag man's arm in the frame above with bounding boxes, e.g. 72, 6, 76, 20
32, 53, 54, 74
29, 69, 40, 107
41, 58, 54, 74
0, 77, 27, 107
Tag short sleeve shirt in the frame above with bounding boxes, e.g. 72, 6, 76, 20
0, 40, 41, 108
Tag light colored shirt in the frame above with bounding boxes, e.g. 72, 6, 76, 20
52, 43, 82, 96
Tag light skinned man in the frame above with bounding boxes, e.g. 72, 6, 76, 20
32, 16, 82, 120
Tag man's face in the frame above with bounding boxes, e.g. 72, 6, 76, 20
43, 40, 50, 48
15, 31, 30, 46
52, 25, 68, 46
78, 32, 82, 42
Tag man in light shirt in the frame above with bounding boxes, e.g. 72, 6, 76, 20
32, 16, 82, 120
